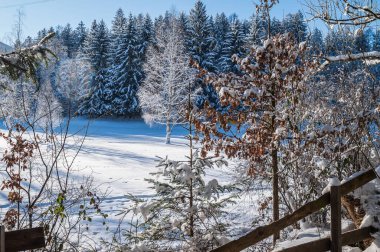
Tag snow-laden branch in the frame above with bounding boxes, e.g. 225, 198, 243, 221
0, 32, 55, 81
320, 51, 380, 69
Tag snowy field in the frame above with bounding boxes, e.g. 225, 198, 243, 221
0, 118, 263, 249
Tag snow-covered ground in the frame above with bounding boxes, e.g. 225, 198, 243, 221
1, 118, 379, 251
0, 118, 261, 249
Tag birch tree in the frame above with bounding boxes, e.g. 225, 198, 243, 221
138, 16, 195, 144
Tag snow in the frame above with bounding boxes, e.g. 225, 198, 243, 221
0, 118, 257, 249
321, 177, 341, 194
376, 166, 380, 177
359, 215, 374, 228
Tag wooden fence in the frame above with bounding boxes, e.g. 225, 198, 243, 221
0, 226, 45, 252
211, 168, 379, 252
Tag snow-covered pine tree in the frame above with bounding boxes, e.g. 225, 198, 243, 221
188, 0, 218, 108
73, 21, 87, 54
61, 24, 75, 58
309, 27, 324, 55
137, 14, 153, 63
178, 12, 191, 51
78, 20, 110, 116
103, 8, 128, 116
138, 16, 195, 144
213, 13, 230, 73
270, 17, 282, 36
219, 14, 246, 73
246, 14, 267, 46
111, 14, 141, 116
283, 11, 307, 44
188, 1, 215, 71
354, 28, 371, 53
125, 84, 235, 251
373, 29, 380, 52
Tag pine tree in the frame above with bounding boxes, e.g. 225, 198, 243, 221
73, 21, 87, 53
78, 20, 110, 116
220, 14, 245, 73
310, 27, 324, 55
247, 14, 267, 46
283, 11, 307, 43
354, 28, 371, 53
188, 0, 218, 107
125, 88, 235, 251
213, 13, 230, 73
178, 12, 190, 51
137, 14, 153, 62
61, 24, 74, 58
110, 14, 141, 116
270, 17, 282, 36
188, 1, 215, 71
373, 29, 380, 51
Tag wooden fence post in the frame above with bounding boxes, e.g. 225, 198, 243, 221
0, 226, 4, 252
330, 185, 342, 252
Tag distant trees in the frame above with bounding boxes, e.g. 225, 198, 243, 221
138, 16, 195, 144
25, 1, 315, 118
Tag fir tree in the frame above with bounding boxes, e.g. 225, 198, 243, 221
61, 24, 74, 58
188, 0, 218, 107
310, 27, 324, 55
373, 29, 380, 51
73, 21, 87, 53
213, 13, 230, 73
188, 0, 215, 71
220, 14, 245, 73
111, 14, 141, 116
283, 11, 307, 43
78, 20, 110, 116
247, 14, 267, 46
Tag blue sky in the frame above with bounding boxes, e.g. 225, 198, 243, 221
0, 0, 319, 43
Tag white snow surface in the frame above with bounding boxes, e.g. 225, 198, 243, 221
321, 177, 341, 194
0, 118, 261, 250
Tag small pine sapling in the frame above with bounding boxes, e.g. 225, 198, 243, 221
121, 84, 236, 251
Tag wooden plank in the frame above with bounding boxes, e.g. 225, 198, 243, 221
5, 227, 45, 252
276, 237, 330, 252
342, 226, 378, 246
0, 226, 4, 252
275, 226, 377, 252
330, 185, 342, 252
211, 168, 377, 252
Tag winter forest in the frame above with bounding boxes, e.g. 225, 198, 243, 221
1, 0, 380, 251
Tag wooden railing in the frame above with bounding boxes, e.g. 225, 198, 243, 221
0, 226, 45, 252
211, 168, 379, 252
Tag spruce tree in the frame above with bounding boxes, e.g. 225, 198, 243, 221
78, 20, 110, 116
220, 15, 245, 73
61, 24, 74, 58
213, 13, 230, 73
111, 14, 141, 116
374, 29, 380, 52
73, 21, 87, 53
188, 0, 218, 107
310, 27, 324, 55
283, 11, 307, 43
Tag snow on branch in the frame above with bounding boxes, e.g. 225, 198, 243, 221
306, 0, 380, 26
320, 51, 380, 69
0, 32, 55, 82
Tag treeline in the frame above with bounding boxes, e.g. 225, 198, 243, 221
21, 0, 377, 117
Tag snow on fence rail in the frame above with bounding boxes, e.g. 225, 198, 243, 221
0, 226, 45, 252
211, 168, 379, 252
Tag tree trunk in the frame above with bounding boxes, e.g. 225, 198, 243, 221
272, 148, 280, 244
165, 121, 171, 144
